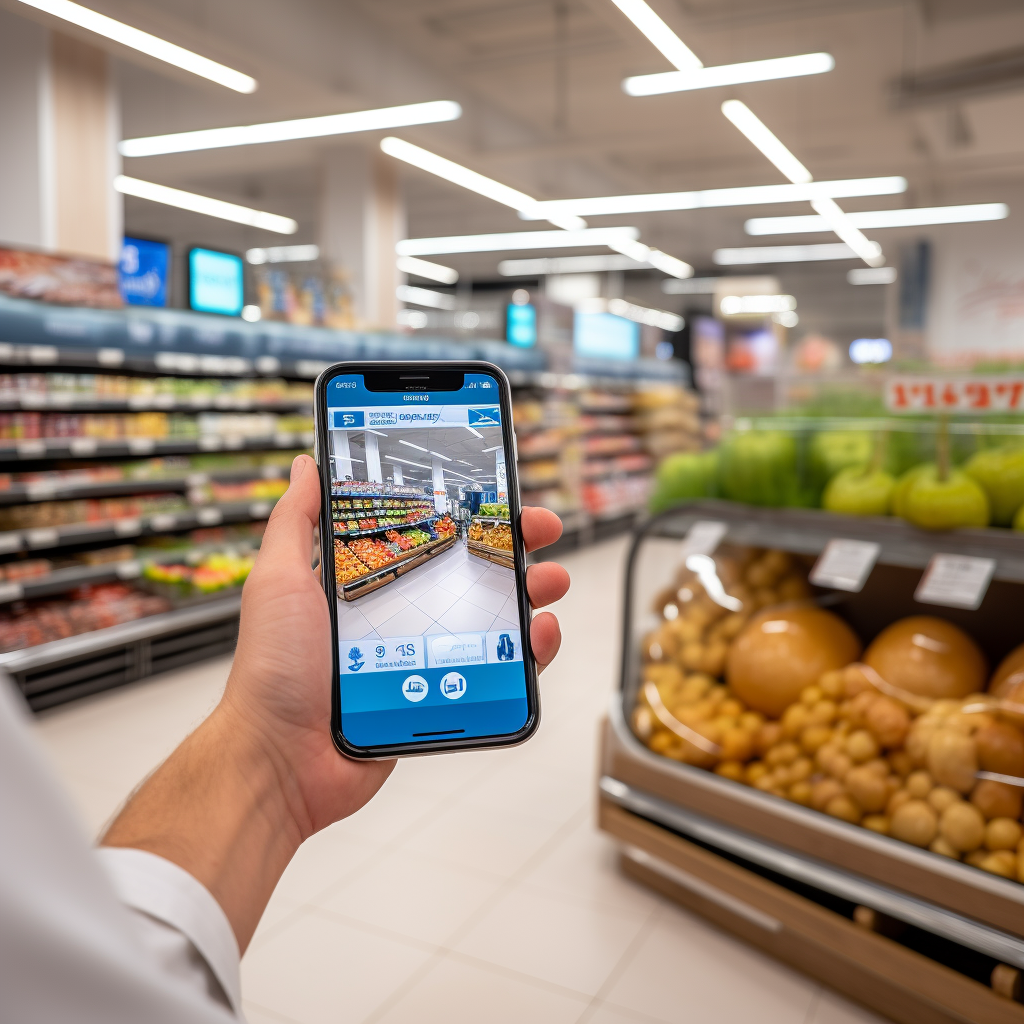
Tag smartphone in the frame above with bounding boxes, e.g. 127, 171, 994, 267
314, 361, 540, 758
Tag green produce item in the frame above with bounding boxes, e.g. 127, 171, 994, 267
900, 465, 990, 531
809, 430, 874, 494
964, 445, 1024, 526
718, 431, 803, 507
649, 450, 718, 514
891, 464, 929, 519
822, 466, 895, 517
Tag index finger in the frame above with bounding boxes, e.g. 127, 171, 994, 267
521, 507, 562, 553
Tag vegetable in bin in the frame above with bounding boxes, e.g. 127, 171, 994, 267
648, 449, 718, 514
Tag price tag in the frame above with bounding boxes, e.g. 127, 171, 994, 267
113, 518, 142, 537
810, 539, 881, 593
887, 376, 1024, 414
0, 533, 22, 554
28, 345, 58, 364
186, 473, 209, 487
199, 436, 221, 450
116, 560, 142, 579
225, 436, 245, 450
249, 501, 272, 519
69, 438, 98, 456
262, 466, 284, 479
17, 440, 46, 457
150, 514, 178, 532
274, 432, 295, 447
915, 554, 996, 610
97, 348, 125, 366
0, 581, 24, 602
154, 395, 175, 409
128, 395, 150, 409
26, 528, 59, 549
128, 437, 156, 454
679, 520, 728, 558
197, 507, 223, 526
25, 482, 56, 501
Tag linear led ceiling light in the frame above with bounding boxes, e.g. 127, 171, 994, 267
498, 254, 647, 275
120, 101, 462, 157
395, 227, 641, 256
745, 203, 1010, 235
15, 0, 256, 92
606, 236, 692, 278
396, 255, 459, 284
849, 267, 898, 285
380, 137, 584, 231
396, 285, 455, 310
722, 99, 883, 267
519, 177, 907, 221
114, 175, 297, 233
609, 0, 832, 95
721, 294, 796, 315
246, 245, 319, 264
608, 298, 684, 331
714, 243, 867, 265
625, 54, 835, 96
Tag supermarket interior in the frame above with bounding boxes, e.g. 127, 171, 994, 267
8, 0, 1024, 1021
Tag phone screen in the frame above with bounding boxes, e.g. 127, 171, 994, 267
325, 369, 529, 751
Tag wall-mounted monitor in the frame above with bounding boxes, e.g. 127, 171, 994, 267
119, 237, 170, 307
573, 311, 639, 361
187, 247, 244, 316
506, 302, 537, 347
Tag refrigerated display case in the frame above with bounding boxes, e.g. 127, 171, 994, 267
600, 499, 1024, 1023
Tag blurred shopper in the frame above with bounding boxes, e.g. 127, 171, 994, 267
0, 454, 568, 1021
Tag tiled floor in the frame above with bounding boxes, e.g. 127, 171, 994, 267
339, 540, 519, 643
30, 535, 885, 1024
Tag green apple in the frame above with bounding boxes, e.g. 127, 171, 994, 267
822, 466, 895, 516
718, 431, 802, 506
964, 444, 1024, 526
649, 450, 718, 514
809, 430, 874, 495
891, 464, 929, 519
899, 464, 990, 531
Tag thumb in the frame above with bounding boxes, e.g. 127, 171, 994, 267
257, 455, 321, 570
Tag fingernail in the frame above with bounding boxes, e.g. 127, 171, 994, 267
290, 456, 306, 483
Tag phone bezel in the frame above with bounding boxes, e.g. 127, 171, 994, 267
314, 360, 540, 759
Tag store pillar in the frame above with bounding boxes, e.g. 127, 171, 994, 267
431, 456, 447, 514
0, 11, 121, 261
319, 147, 405, 329
364, 431, 383, 484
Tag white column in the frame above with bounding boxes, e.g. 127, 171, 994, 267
392, 464, 403, 485
364, 431, 383, 484
331, 429, 353, 480
495, 448, 508, 503
0, 13, 121, 260
431, 455, 447, 513
319, 147, 406, 329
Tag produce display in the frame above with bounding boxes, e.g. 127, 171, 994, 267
477, 503, 509, 519
331, 495, 436, 536
633, 544, 1024, 882
469, 519, 512, 551
347, 537, 398, 570
334, 539, 370, 582
650, 410, 1024, 534
142, 551, 256, 597
0, 583, 171, 652
433, 516, 456, 539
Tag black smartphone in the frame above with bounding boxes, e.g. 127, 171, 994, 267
314, 361, 540, 758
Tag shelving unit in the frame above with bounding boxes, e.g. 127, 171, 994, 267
337, 534, 457, 602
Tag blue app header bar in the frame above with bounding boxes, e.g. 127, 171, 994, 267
327, 372, 499, 409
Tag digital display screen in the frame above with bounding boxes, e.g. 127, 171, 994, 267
573, 311, 640, 360
188, 247, 244, 316
119, 237, 169, 307
327, 372, 526, 749
506, 303, 537, 347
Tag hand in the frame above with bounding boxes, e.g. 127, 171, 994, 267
102, 454, 569, 951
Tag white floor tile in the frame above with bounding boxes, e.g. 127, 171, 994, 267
498, 594, 520, 621
376, 603, 437, 638
337, 604, 373, 639
373, 954, 590, 1024
436, 572, 473, 597
436, 599, 497, 632
489, 616, 519, 633
395, 572, 435, 602
452, 884, 652, 996
241, 911, 434, 1024
360, 591, 412, 630
452, 560, 487, 582
478, 569, 516, 595
413, 585, 459, 617
463, 580, 508, 614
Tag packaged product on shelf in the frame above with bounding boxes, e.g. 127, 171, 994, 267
0, 493, 191, 530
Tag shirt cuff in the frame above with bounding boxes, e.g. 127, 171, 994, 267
95, 846, 242, 1016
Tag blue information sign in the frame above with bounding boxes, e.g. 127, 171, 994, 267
119, 237, 170, 307
188, 248, 244, 316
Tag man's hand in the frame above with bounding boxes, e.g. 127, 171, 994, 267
102, 454, 569, 951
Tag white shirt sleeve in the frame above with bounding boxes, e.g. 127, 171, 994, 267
0, 676, 242, 1023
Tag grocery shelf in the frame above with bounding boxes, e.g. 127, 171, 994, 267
332, 513, 438, 538
470, 515, 510, 524
338, 534, 456, 601
0, 431, 314, 462
0, 498, 277, 556
467, 538, 514, 568
0, 594, 242, 710
0, 394, 310, 412
0, 466, 289, 505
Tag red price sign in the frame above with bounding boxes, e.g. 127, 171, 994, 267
886, 376, 1024, 414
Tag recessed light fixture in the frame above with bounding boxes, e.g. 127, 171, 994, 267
745, 203, 1010, 235
120, 101, 462, 157
381, 137, 585, 231
396, 227, 640, 256
519, 177, 907, 221
396, 285, 455, 310
15, 0, 257, 92
246, 245, 319, 264
114, 176, 297, 234
714, 244, 867, 265
396, 256, 459, 284
624, 53, 834, 96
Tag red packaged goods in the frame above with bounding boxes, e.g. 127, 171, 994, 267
0, 247, 122, 309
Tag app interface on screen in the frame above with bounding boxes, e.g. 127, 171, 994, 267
327, 372, 527, 748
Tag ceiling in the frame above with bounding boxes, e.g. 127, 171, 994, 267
21, 0, 1024, 335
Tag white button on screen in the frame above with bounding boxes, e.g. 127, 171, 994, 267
402, 674, 429, 702
439, 672, 467, 700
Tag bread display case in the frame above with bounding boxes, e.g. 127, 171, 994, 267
600, 499, 1024, 1023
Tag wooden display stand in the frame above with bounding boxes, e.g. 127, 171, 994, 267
467, 538, 514, 569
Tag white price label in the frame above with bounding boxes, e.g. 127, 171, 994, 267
199, 436, 221, 450
97, 348, 125, 366
197, 507, 223, 526
274, 432, 295, 447
17, 440, 46, 457
155, 395, 175, 409
0, 581, 24, 602
69, 438, 98, 455
887, 376, 1024, 414
249, 501, 272, 519
116, 560, 142, 579
261, 466, 284, 479
679, 520, 728, 558
150, 514, 178, 532
113, 518, 142, 536
186, 473, 209, 487
225, 436, 245, 450
810, 540, 880, 593
25, 482, 56, 500
26, 528, 59, 548
128, 438, 156, 454
915, 554, 995, 610
0, 533, 22, 554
